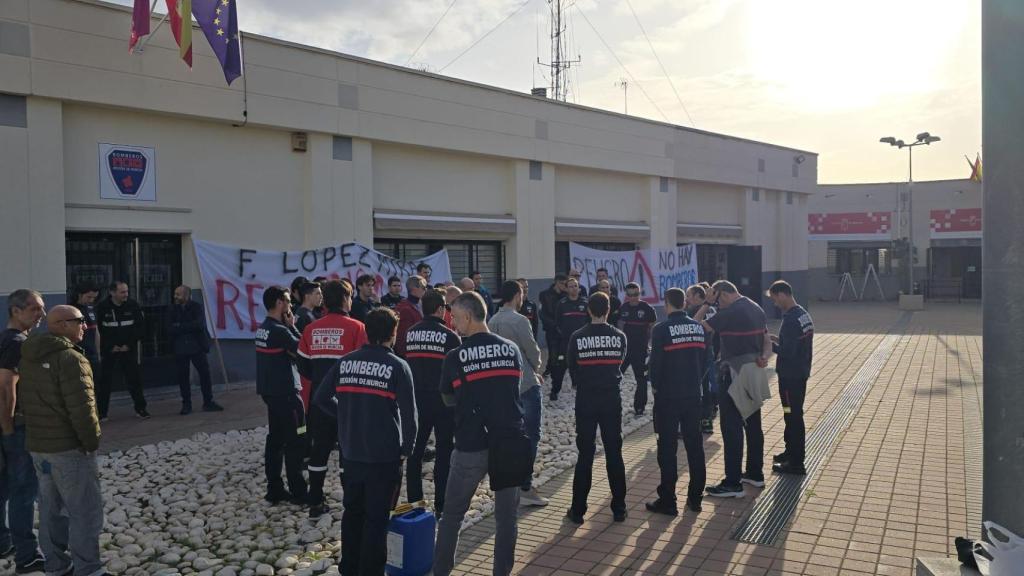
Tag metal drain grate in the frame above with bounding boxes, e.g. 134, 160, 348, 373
732, 312, 913, 545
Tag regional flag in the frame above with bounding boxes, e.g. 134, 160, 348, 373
166, 0, 193, 67
129, 0, 150, 52
193, 0, 242, 85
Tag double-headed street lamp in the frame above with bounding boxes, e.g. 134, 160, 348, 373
879, 132, 941, 294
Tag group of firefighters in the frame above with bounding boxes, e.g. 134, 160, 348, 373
254, 265, 814, 576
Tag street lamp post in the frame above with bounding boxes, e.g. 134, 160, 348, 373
880, 133, 941, 294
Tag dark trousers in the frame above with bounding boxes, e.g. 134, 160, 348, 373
779, 377, 808, 466
700, 361, 718, 420
307, 405, 338, 506
571, 398, 626, 515
407, 392, 455, 512
550, 346, 568, 397
262, 395, 308, 497
622, 351, 649, 412
543, 332, 559, 374
719, 368, 764, 485
654, 400, 705, 503
98, 350, 146, 417
340, 459, 402, 576
175, 352, 213, 406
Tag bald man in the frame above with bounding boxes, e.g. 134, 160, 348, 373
458, 278, 475, 293
19, 305, 106, 576
169, 286, 223, 415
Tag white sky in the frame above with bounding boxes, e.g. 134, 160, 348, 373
112, 0, 981, 184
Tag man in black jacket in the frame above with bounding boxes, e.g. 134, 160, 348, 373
646, 287, 706, 515
433, 292, 524, 576
551, 278, 589, 400
767, 280, 814, 475
96, 281, 149, 420
538, 274, 567, 377
169, 285, 223, 415
565, 292, 628, 524
618, 282, 657, 416
314, 307, 416, 576
516, 278, 539, 338
350, 274, 380, 323
256, 286, 308, 505
404, 289, 461, 512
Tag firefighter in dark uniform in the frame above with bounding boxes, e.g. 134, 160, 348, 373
297, 280, 368, 518
617, 282, 657, 416
255, 286, 308, 504
314, 307, 416, 576
538, 274, 567, 377
550, 278, 589, 401
516, 278, 540, 338
646, 287, 707, 515
565, 292, 628, 524
295, 281, 322, 334
350, 274, 380, 323
96, 280, 149, 420
380, 276, 404, 309
767, 280, 814, 476
404, 288, 461, 512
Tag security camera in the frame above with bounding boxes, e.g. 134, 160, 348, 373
794, 154, 805, 164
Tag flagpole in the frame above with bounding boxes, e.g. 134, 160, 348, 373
133, 1, 170, 54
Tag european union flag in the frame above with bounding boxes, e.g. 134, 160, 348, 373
193, 0, 242, 85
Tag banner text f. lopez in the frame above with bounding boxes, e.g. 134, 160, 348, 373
236, 243, 425, 279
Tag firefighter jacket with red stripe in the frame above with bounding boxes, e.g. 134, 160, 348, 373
440, 332, 525, 452
313, 344, 416, 463
297, 311, 368, 398
255, 317, 301, 397
404, 316, 461, 394
566, 322, 627, 401
555, 296, 589, 354
648, 311, 706, 402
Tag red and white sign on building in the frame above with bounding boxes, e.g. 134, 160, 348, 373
808, 212, 892, 241
930, 208, 982, 239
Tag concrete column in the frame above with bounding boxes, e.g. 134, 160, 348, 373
508, 160, 555, 280
26, 97, 67, 293
649, 176, 677, 249
982, 0, 1024, 537
304, 135, 374, 247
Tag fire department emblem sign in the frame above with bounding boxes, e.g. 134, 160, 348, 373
99, 143, 156, 201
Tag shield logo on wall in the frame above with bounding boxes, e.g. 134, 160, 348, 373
107, 149, 148, 196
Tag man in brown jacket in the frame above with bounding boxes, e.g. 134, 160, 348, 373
19, 305, 106, 576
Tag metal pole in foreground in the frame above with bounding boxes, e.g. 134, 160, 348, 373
982, 0, 1024, 538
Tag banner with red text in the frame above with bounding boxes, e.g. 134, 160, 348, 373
194, 239, 451, 339
568, 242, 698, 306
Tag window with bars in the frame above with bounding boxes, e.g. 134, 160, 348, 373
554, 241, 637, 278
827, 247, 893, 275
374, 239, 506, 293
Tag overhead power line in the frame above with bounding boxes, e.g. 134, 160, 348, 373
623, 0, 696, 127
573, 3, 669, 122
439, 0, 533, 73
405, 0, 459, 66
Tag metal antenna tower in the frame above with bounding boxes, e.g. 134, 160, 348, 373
537, 0, 580, 101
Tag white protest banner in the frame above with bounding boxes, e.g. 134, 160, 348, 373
568, 242, 698, 305
194, 239, 451, 339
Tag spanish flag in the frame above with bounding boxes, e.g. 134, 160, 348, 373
965, 153, 982, 183
166, 0, 193, 67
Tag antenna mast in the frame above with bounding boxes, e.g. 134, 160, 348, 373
538, 0, 581, 101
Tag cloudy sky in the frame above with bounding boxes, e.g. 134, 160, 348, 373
115, 0, 980, 184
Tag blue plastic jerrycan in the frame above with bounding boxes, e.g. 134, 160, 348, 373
385, 502, 436, 576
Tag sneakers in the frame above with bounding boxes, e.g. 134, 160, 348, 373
772, 461, 807, 475
309, 502, 331, 518
180, 404, 192, 415
773, 451, 789, 464
706, 481, 745, 498
686, 496, 702, 513
549, 393, 558, 401
565, 509, 585, 525
423, 447, 436, 463
634, 409, 645, 417
740, 473, 765, 488
202, 401, 225, 412
135, 408, 151, 419
644, 499, 678, 516
0, 544, 13, 558
519, 488, 549, 507
701, 419, 714, 435
15, 554, 45, 574
613, 510, 627, 522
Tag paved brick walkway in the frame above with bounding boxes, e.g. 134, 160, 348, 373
446, 303, 982, 576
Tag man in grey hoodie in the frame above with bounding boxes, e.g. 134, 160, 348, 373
488, 280, 548, 507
